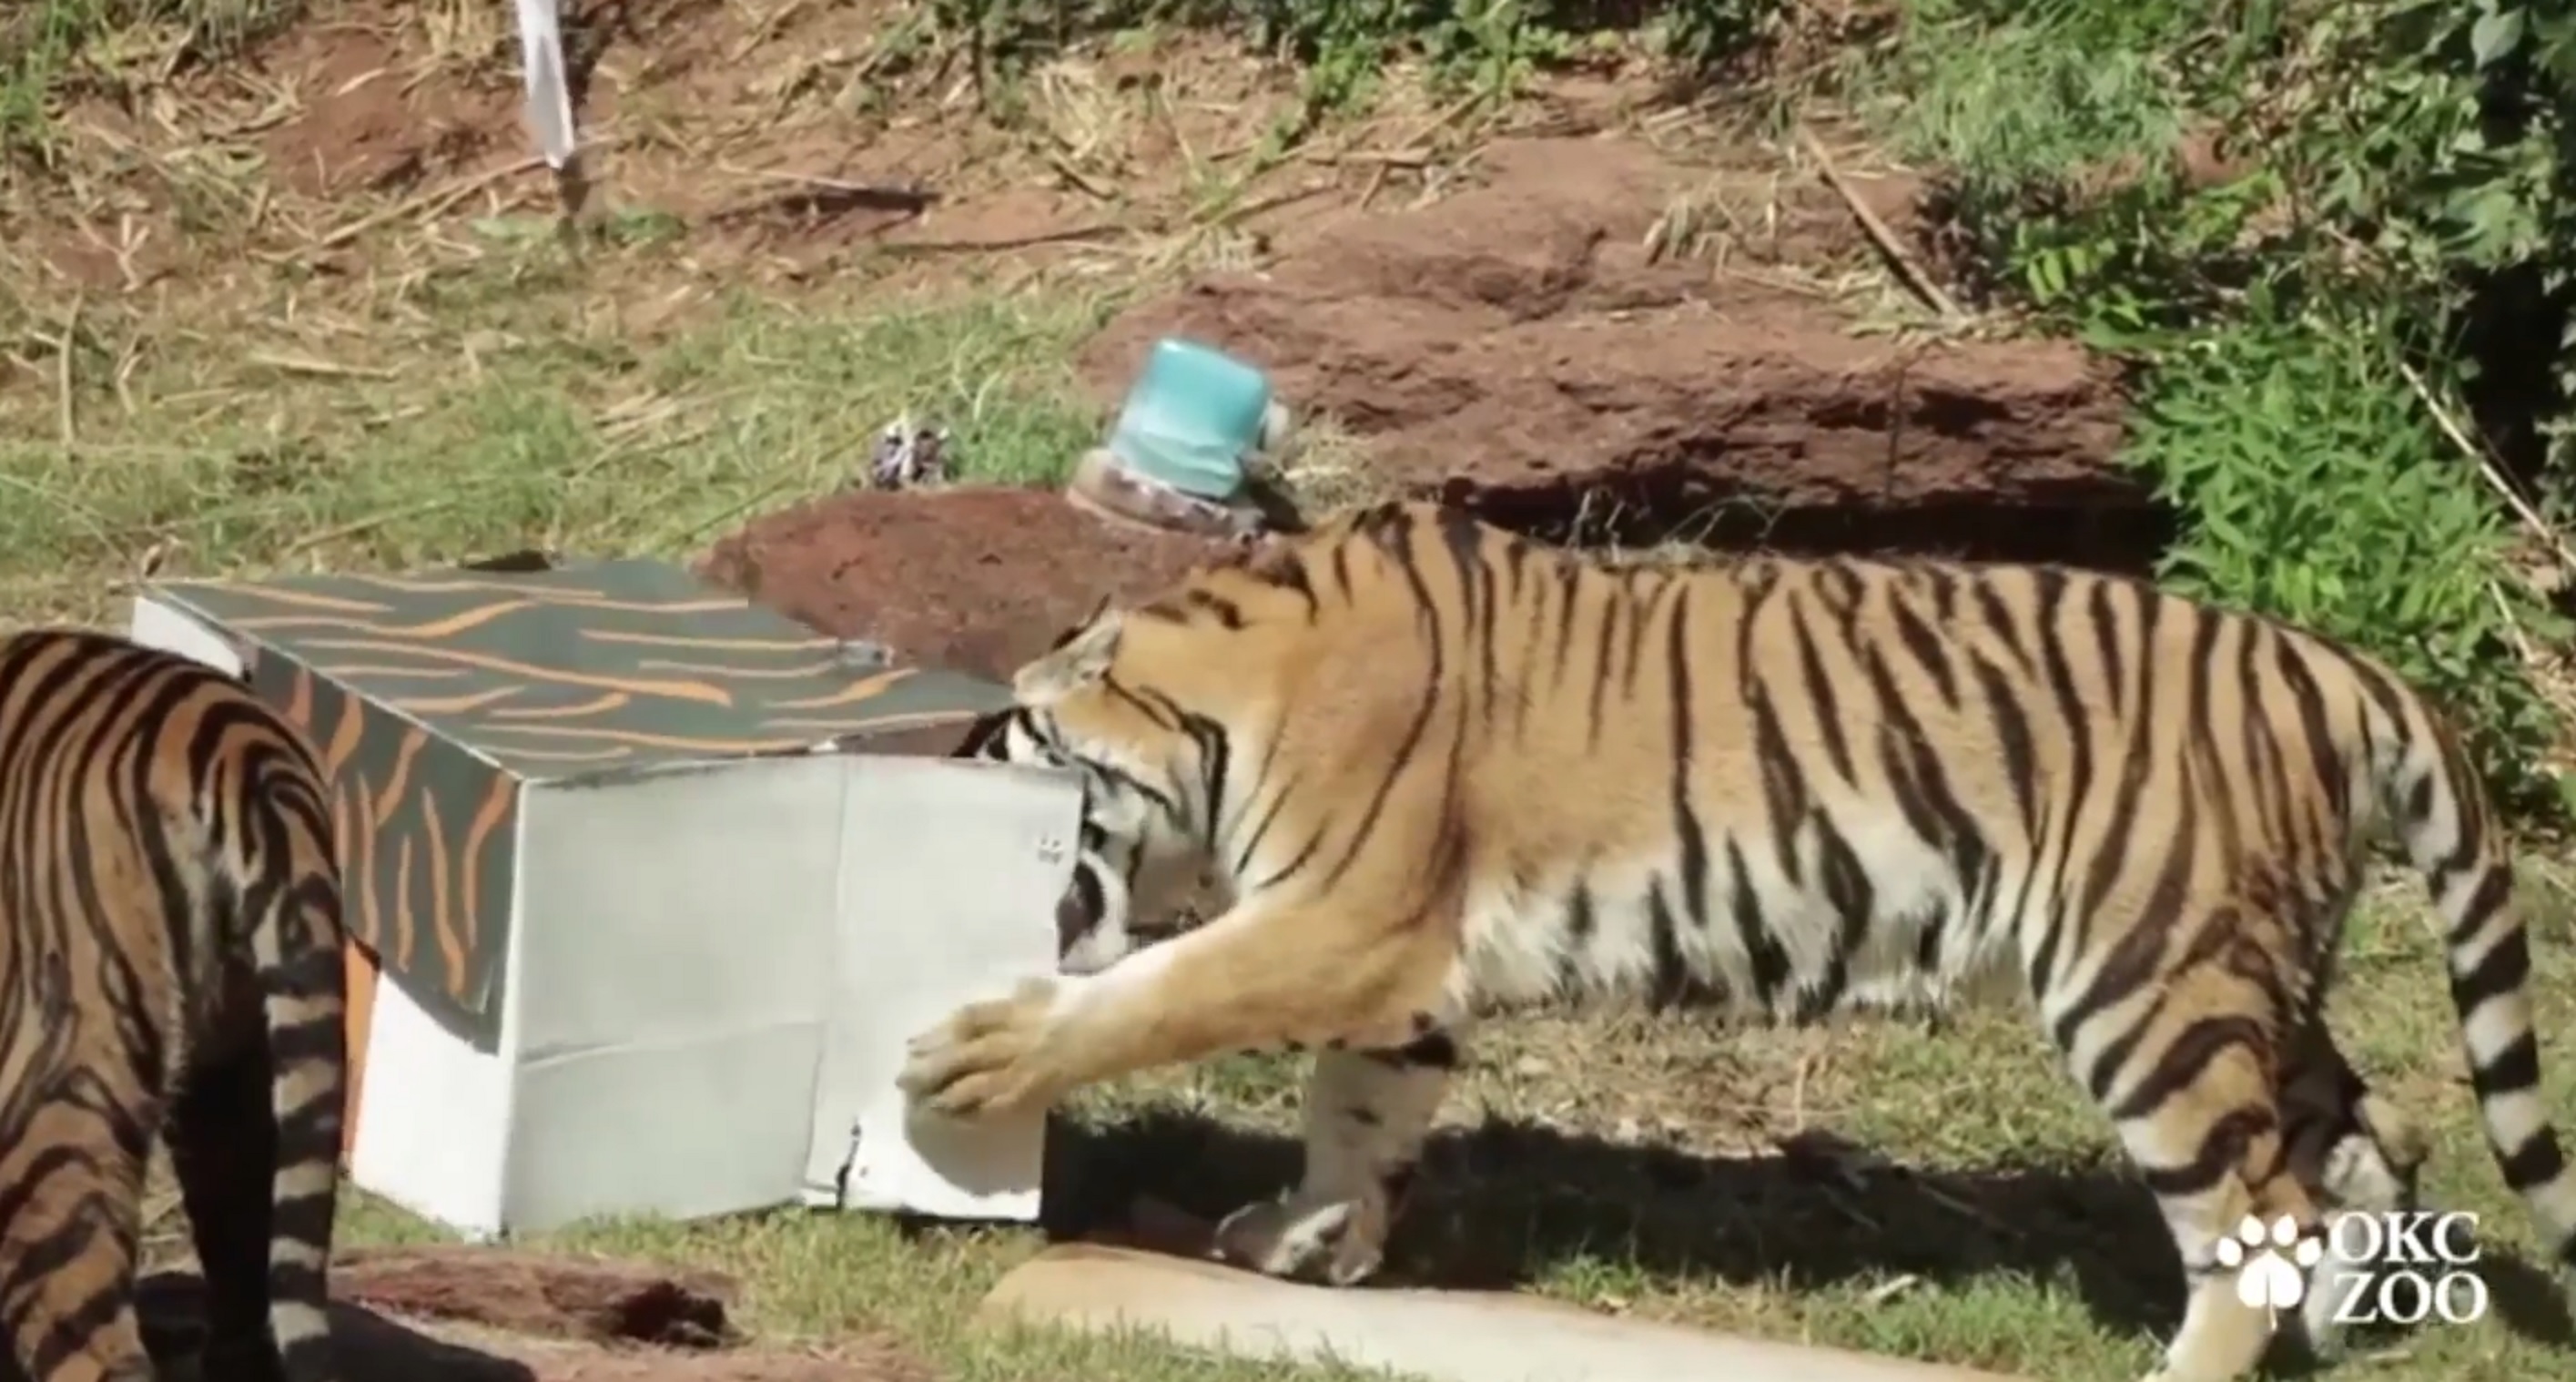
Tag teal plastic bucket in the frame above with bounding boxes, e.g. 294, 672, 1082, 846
1104, 338, 1273, 503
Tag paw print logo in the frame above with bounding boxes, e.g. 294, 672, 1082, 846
2214, 1215, 2324, 1320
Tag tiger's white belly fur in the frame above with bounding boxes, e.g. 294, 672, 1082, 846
1446, 817, 2026, 1023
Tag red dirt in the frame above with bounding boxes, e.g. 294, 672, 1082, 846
259, 24, 516, 198
137, 1249, 935, 1382
695, 487, 1232, 683
332, 1245, 739, 1347
1080, 136, 2134, 526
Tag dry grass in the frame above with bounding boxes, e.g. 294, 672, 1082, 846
0, 0, 1498, 631
13, 5, 2576, 1382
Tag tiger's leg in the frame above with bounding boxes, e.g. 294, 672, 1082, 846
0, 1098, 157, 1382
1213, 1026, 1466, 1285
900, 898, 1455, 1119
2051, 929, 2319, 1382
2280, 1025, 2429, 1360
170, 1051, 290, 1382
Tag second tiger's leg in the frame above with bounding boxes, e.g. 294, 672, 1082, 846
2280, 1023, 2429, 1359
1214, 1026, 1466, 1285
0, 1095, 157, 1382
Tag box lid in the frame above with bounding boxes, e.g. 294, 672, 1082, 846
146, 556, 1013, 782
138, 555, 1020, 1043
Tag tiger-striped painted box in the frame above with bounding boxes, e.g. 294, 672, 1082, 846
126, 554, 1080, 1240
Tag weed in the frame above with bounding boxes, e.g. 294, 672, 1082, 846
1848, 0, 2576, 822
1, 0, 300, 158
2124, 300, 2569, 815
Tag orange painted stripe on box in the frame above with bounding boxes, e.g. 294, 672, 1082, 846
341, 940, 380, 1164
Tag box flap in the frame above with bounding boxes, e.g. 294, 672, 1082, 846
806, 756, 1079, 1221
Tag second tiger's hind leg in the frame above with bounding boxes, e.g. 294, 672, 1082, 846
0, 1099, 156, 1382
2280, 1025, 2429, 1361
2053, 951, 2317, 1382
1214, 1027, 1465, 1285
170, 1052, 288, 1382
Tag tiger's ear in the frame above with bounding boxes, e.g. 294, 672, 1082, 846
1015, 609, 1122, 705
1040, 596, 1114, 655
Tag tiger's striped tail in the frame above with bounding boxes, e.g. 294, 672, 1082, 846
238, 743, 350, 1382
2384, 693, 2576, 1274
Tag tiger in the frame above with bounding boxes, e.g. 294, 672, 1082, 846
943, 716, 2439, 1308
898, 498, 2576, 1382
0, 628, 350, 1382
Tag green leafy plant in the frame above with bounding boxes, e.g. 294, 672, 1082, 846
1850, 0, 2576, 821
2123, 306, 2565, 816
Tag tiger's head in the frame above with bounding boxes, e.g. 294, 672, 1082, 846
1005, 548, 1318, 912
969, 532, 1336, 967
956, 625, 1237, 973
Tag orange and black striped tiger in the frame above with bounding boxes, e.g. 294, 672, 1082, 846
0, 629, 347, 1382
902, 500, 2576, 1382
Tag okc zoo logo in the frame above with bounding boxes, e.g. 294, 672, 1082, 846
2213, 1212, 2488, 1328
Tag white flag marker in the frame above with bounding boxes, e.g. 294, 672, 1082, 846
514, 0, 576, 171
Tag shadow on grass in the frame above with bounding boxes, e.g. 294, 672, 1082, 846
117, 1271, 536, 1382
1017, 1109, 2576, 1358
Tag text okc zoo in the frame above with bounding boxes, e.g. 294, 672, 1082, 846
2321, 1211, 2487, 1326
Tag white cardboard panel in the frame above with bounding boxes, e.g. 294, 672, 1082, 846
503, 1018, 824, 1232
346, 951, 521, 1241
497, 758, 845, 1230
806, 756, 1077, 1220
512, 758, 843, 1057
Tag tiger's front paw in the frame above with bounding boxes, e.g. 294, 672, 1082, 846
897, 978, 1066, 1119
1212, 1192, 1390, 1286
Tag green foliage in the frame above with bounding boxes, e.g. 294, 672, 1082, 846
1856, 0, 2576, 821
922, 0, 1784, 123
2125, 305, 2569, 814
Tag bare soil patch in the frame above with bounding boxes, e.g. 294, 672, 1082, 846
7, 0, 1335, 310
1080, 133, 2144, 561
697, 486, 1231, 682
134, 1248, 935, 1382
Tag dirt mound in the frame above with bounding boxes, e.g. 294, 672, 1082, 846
696, 488, 1232, 682
137, 1248, 932, 1382
1080, 137, 2140, 558
332, 1245, 739, 1347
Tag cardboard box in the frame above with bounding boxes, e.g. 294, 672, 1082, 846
130, 555, 1076, 1239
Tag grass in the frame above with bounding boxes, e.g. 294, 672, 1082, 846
1846, 2, 2196, 194
10, 2, 2576, 1381
300, 876, 2576, 1382
0, 243, 1115, 627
